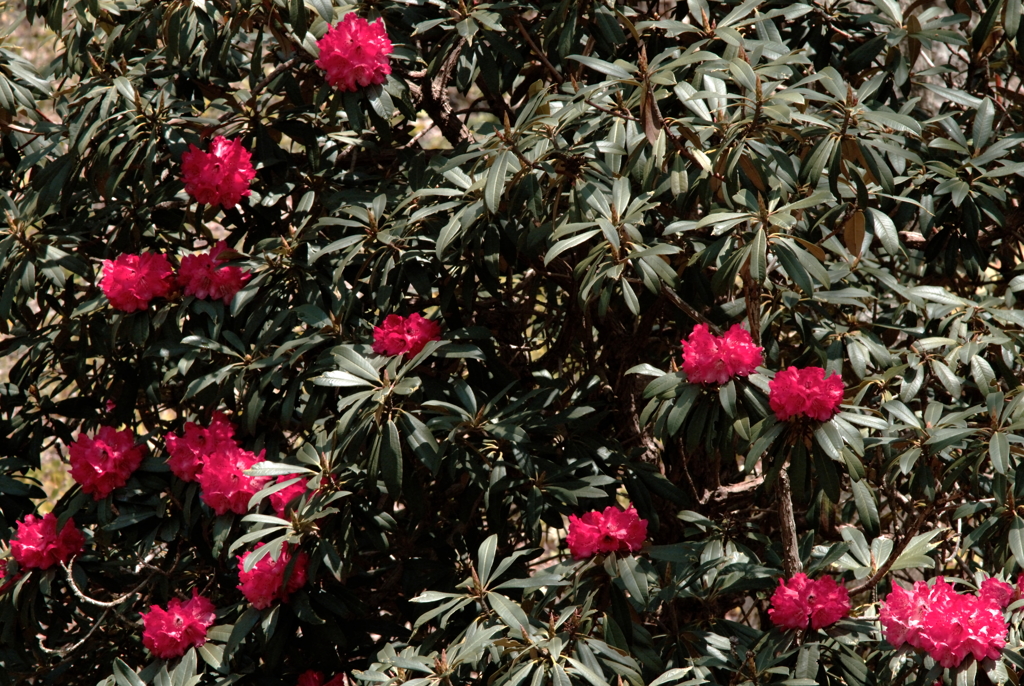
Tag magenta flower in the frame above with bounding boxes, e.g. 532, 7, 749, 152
177, 241, 251, 305
881, 577, 1007, 668
237, 543, 309, 609
768, 366, 844, 422
10, 513, 85, 571
181, 136, 256, 209
566, 505, 647, 560
141, 592, 216, 660
371, 313, 441, 357
680, 323, 763, 384
68, 425, 145, 499
100, 252, 174, 312
316, 14, 393, 92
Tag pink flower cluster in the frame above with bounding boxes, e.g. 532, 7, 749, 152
372, 313, 442, 357
680, 323, 763, 384
298, 671, 345, 686
768, 366, 844, 422
100, 243, 251, 312
181, 136, 256, 209
165, 413, 270, 515
100, 253, 175, 312
769, 573, 850, 631
237, 543, 309, 609
141, 592, 217, 660
177, 241, 252, 304
10, 513, 85, 571
881, 577, 1009, 668
68, 425, 145, 500
566, 505, 648, 560
316, 14, 393, 92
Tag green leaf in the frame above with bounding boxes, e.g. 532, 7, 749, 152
380, 419, 403, 497
990, 431, 1010, 474
485, 150, 512, 213
973, 98, 996, 150
568, 55, 632, 80
1010, 516, 1024, 568
477, 534, 498, 587
113, 660, 146, 686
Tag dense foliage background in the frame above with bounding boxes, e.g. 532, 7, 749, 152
3, 0, 1024, 683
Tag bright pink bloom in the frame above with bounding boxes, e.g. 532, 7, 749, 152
178, 241, 252, 305
680, 323, 763, 384
316, 14, 393, 92
270, 475, 309, 518
566, 505, 648, 559
980, 577, 1015, 609
768, 573, 811, 630
68, 426, 145, 500
165, 412, 237, 482
10, 513, 85, 570
100, 252, 174, 312
768, 366, 844, 422
141, 592, 217, 660
298, 671, 345, 686
181, 136, 256, 209
768, 573, 849, 630
237, 543, 309, 610
196, 445, 269, 515
807, 575, 850, 629
881, 578, 1008, 668
371, 313, 442, 357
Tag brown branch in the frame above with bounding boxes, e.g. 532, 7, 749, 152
846, 500, 936, 596
777, 469, 802, 577
512, 14, 564, 84
413, 39, 475, 147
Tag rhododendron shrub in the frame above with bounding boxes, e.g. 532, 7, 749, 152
680, 323, 763, 384
769, 573, 850, 631
67, 426, 145, 499
371, 313, 442, 357
316, 14, 393, 92
140, 593, 217, 660
236, 543, 309, 609
180, 136, 256, 209
768, 366, 845, 421
6, 0, 1024, 684
100, 252, 175, 312
881, 578, 1008, 668
566, 505, 647, 559
9, 514, 85, 571
178, 242, 252, 304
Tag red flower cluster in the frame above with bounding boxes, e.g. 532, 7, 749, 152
101, 244, 251, 312
768, 366, 844, 422
298, 671, 345, 686
165, 414, 269, 515
165, 412, 236, 482
769, 573, 850, 631
181, 136, 256, 209
881, 577, 1008, 668
10, 513, 85, 571
197, 445, 268, 516
100, 252, 174, 312
316, 14, 393, 92
566, 505, 648, 560
236, 543, 309, 609
371, 313, 442, 357
141, 592, 217, 660
270, 475, 311, 518
178, 241, 252, 304
68, 426, 145, 500
680, 323, 763, 384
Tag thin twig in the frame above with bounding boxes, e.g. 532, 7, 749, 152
512, 14, 564, 84
847, 500, 936, 596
